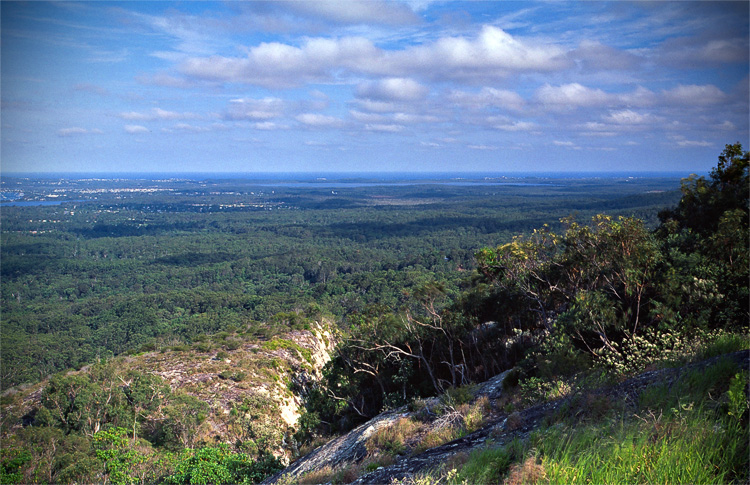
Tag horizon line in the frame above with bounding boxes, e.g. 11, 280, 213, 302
1, 169, 699, 177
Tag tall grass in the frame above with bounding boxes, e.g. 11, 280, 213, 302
537, 358, 748, 484
700, 332, 750, 359
534, 408, 746, 484
454, 440, 524, 484
452, 357, 748, 484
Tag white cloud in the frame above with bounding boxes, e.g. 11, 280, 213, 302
620, 86, 657, 107
179, 25, 570, 88
57, 127, 103, 136
252, 121, 287, 130
670, 135, 713, 148
553, 140, 581, 150
350, 109, 440, 127
124, 125, 149, 134
602, 109, 659, 125
449, 87, 526, 112
356, 78, 428, 101
118, 108, 199, 121
305, 90, 330, 111
468, 144, 498, 150
492, 120, 536, 132
138, 72, 196, 89
662, 84, 727, 106
350, 110, 388, 123
400, 25, 569, 80
225, 97, 286, 120
392, 112, 440, 124
581, 122, 616, 137
87, 48, 129, 63
365, 123, 405, 133
659, 37, 749, 67
352, 99, 400, 114
296, 113, 345, 128
180, 36, 379, 88
569, 40, 641, 70
535, 83, 612, 109
172, 123, 211, 133
131, 10, 222, 57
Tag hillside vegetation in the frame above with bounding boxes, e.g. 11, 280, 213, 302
286, 143, 749, 483
1, 144, 747, 484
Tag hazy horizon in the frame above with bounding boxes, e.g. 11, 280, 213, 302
1, 170, 693, 180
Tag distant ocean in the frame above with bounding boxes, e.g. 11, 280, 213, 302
2, 171, 693, 181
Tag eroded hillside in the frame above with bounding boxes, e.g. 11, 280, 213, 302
1, 319, 335, 476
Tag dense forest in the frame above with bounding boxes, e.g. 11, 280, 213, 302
1, 144, 747, 484
1, 174, 678, 387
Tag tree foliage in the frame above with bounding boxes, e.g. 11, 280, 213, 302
308, 144, 749, 430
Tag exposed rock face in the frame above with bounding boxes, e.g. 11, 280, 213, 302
268, 408, 409, 481
265, 350, 749, 484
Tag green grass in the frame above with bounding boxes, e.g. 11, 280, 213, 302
640, 355, 742, 410
454, 439, 524, 484
533, 404, 747, 484
453, 357, 748, 484
700, 332, 750, 359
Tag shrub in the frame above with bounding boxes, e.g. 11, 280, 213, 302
193, 341, 213, 353
518, 377, 572, 404
166, 445, 283, 485
441, 384, 477, 407
598, 328, 693, 377
727, 371, 749, 424
413, 426, 461, 454
502, 367, 523, 390
366, 418, 421, 456
460, 396, 490, 433
409, 398, 437, 422
0, 447, 31, 485
504, 455, 546, 485
504, 412, 524, 432
224, 339, 242, 351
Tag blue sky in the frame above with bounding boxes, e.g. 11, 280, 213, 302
2, 1, 748, 174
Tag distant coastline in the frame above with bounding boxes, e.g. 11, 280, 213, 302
1, 171, 693, 182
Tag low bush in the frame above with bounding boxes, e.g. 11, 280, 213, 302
366, 418, 421, 456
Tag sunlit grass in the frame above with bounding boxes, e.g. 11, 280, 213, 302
450, 358, 748, 485
534, 406, 747, 484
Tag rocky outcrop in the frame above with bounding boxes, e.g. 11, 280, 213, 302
265, 350, 749, 484
268, 408, 408, 481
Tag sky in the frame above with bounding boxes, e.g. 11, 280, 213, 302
1, 1, 748, 174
